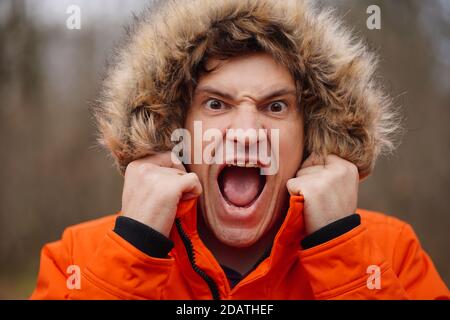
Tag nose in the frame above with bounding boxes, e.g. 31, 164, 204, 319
225, 104, 267, 147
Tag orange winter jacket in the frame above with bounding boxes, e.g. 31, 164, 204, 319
31, 196, 449, 300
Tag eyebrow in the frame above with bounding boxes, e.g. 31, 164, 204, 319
194, 85, 297, 102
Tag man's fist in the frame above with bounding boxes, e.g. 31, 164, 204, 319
286, 154, 359, 236
121, 152, 202, 237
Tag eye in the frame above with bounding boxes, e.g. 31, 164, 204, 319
266, 101, 287, 113
205, 99, 226, 111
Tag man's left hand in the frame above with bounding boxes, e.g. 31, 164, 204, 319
286, 154, 359, 235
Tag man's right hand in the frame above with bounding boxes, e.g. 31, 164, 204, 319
121, 152, 202, 237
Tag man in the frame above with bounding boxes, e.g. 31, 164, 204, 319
31, 0, 449, 299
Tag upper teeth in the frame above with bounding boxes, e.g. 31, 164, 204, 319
227, 163, 259, 168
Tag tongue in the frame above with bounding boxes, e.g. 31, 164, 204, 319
220, 167, 261, 207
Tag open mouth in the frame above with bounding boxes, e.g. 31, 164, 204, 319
218, 164, 266, 208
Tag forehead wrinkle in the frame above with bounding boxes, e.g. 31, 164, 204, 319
197, 54, 296, 102
196, 82, 297, 104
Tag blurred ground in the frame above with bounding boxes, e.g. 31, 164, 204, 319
0, 0, 449, 299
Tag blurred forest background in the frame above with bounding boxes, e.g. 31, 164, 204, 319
0, 0, 449, 299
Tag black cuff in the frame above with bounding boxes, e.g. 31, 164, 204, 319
113, 216, 174, 258
301, 214, 361, 250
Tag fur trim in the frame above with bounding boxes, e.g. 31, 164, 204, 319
94, 0, 399, 177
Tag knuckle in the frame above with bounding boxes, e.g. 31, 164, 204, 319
348, 163, 359, 176
286, 178, 294, 187
187, 172, 200, 184
341, 162, 358, 178
338, 165, 349, 177
329, 162, 348, 177
125, 160, 160, 182
137, 162, 156, 176
124, 160, 139, 177
286, 178, 298, 191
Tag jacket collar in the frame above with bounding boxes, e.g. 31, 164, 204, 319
169, 195, 305, 298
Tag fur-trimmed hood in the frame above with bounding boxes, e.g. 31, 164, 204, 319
95, 0, 398, 177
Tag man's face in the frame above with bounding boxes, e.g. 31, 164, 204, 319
185, 52, 304, 247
